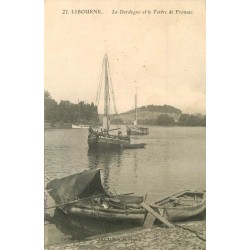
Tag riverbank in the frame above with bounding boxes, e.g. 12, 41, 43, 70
45, 121, 206, 130
45, 122, 72, 129
45, 221, 205, 250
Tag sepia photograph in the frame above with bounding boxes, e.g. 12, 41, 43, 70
44, 0, 206, 249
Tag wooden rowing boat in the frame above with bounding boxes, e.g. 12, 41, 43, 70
46, 169, 147, 226
150, 190, 206, 223
45, 208, 142, 240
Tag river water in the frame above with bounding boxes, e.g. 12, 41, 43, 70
45, 126, 205, 245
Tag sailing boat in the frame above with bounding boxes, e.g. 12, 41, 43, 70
126, 90, 149, 136
88, 55, 145, 150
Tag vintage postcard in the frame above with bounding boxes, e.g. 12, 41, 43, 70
44, 0, 206, 249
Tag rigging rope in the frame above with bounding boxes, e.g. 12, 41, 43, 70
107, 58, 118, 114
95, 55, 118, 117
95, 57, 105, 107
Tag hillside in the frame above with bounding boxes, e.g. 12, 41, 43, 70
105, 104, 205, 127
115, 105, 182, 124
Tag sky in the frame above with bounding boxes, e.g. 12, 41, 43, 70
45, 0, 205, 114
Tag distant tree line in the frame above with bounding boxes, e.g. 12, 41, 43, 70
137, 114, 206, 127
44, 91, 99, 125
110, 113, 206, 127
177, 114, 206, 127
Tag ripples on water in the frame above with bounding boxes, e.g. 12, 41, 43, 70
45, 126, 205, 245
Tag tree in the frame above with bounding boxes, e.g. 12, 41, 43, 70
178, 114, 191, 126
44, 90, 100, 125
44, 91, 59, 122
58, 100, 71, 122
187, 115, 202, 126
44, 90, 51, 99
177, 113, 205, 127
156, 114, 176, 126
200, 115, 206, 127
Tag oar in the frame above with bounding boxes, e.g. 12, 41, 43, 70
140, 202, 174, 228
118, 192, 134, 196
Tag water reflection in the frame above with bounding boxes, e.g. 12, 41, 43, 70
132, 151, 138, 179
45, 208, 137, 241
87, 149, 123, 192
87, 148, 123, 169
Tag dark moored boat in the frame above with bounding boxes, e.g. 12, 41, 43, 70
46, 169, 147, 226
150, 190, 206, 223
88, 132, 145, 150
88, 131, 131, 150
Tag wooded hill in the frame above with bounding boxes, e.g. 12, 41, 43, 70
110, 105, 206, 127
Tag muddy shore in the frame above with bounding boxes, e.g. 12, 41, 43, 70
45, 221, 206, 250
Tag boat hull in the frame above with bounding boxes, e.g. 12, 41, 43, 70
130, 131, 146, 135
127, 126, 149, 136
46, 208, 143, 239
151, 200, 206, 222
66, 205, 147, 226
88, 135, 99, 148
122, 143, 146, 149
98, 137, 130, 149
88, 133, 146, 150
150, 190, 206, 223
130, 129, 149, 135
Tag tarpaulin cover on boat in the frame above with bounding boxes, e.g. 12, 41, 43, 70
46, 169, 106, 204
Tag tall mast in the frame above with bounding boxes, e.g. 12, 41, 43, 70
103, 54, 109, 131
134, 88, 137, 126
